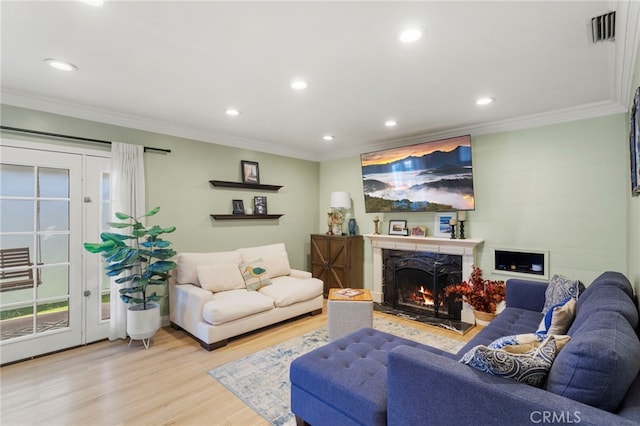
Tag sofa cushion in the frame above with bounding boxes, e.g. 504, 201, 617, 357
261, 251, 292, 278
290, 328, 436, 426
537, 298, 576, 335
238, 243, 287, 263
259, 276, 323, 307
571, 276, 639, 331
196, 264, 246, 293
202, 289, 274, 325
546, 310, 640, 412
177, 251, 242, 286
239, 259, 273, 291
542, 274, 584, 314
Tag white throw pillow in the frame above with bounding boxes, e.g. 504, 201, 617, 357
537, 298, 576, 335
197, 264, 246, 293
177, 251, 242, 286
238, 243, 286, 263
261, 251, 292, 278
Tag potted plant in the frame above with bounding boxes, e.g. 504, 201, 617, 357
444, 265, 505, 325
84, 207, 176, 348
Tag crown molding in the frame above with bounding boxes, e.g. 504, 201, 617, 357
319, 99, 627, 162
0, 89, 321, 162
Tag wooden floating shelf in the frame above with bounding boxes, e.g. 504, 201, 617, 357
210, 214, 284, 220
209, 180, 282, 191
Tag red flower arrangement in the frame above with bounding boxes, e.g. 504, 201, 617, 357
444, 265, 506, 313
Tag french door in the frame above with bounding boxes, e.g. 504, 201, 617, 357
0, 142, 110, 364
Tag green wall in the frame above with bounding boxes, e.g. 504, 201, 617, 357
319, 114, 630, 289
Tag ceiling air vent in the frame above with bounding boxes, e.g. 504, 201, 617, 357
591, 11, 615, 43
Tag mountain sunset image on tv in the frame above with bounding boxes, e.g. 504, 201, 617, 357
360, 135, 475, 212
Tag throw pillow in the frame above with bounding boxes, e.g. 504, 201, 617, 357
196, 264, 246, 293
542, 274, 585, 314
176, 251, 242, 286
239, 259, 273, 291
488, 333, 571, 354
261, 251, 292, 278
460, 335, 558, 388
537, 298, 576, 335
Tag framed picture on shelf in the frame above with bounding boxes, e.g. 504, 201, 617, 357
232, 199, 244, 215
411, 226, 427, 237
241, 160, 260, 184
254, 196, 267, 215
434, 213, 456, 237
631, 86, 639, 196
388, 219, 408, 236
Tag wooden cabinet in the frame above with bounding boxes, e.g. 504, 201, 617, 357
310, 234, 363, 297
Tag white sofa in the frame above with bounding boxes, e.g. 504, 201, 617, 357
170, 243, 324, 350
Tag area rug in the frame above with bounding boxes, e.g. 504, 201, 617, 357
208, 318, 465, 425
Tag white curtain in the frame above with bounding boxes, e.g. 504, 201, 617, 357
109, 142, 146, 340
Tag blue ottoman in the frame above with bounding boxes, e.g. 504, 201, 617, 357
290, 327, 452, 426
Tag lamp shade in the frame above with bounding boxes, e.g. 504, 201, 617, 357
330, 191, 351, 209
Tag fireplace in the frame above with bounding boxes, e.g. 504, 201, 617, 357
366, 234, 483, 327
383, 250, 462, 320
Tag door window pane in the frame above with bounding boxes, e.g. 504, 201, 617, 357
38, 200, 69, 231
0, 200, 35, 232
0, 164, 34, 197
36, 300, 69, 332
39, 234, 69, 264
0, 304, 34, 340
0, 235, 34, 252
39, 167, 69, 198
37, 266, 68, 299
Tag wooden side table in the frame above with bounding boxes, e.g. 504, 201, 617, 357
327, 288, 373, 341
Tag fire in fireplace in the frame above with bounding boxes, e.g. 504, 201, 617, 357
383, 250, 462, 320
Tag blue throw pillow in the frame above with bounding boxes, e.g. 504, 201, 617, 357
542, 275, 584, 314
460, 336, 558, 388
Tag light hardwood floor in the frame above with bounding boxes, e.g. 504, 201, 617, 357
1, 306, 480, 426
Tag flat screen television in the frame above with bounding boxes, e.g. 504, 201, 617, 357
360, 135, 475, 212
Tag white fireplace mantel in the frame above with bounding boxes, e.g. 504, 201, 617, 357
365, 234, 484, 308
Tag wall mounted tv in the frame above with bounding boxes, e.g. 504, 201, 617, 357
360, 135, 475, 212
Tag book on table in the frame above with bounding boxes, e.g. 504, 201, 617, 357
335, 288, 364, 297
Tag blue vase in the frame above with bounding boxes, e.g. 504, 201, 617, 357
348, 218, 357, 236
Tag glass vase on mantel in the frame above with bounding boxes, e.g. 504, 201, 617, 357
473, 309, 497, 326
348, 218, 357, 236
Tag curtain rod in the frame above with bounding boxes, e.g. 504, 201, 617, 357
0, 126, 171, 154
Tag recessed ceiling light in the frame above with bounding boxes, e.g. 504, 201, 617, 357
80, 0, 104, 6
385, 120, 398, 128
44, 58, 77, 72
398, 27, 424, 44
323, 135, 334, 141
291, 80, 309, 90
225, 108, 241, 116
476, 97, 494, 106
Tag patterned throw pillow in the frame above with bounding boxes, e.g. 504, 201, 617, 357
542, 275, 584, 314
460, 335, 558, 388
239, 259, 273, 291
537, 298, 576, 335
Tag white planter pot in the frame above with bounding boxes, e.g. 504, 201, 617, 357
127, 303, 160, 348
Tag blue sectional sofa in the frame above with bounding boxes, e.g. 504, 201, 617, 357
290, 272, 640, 425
